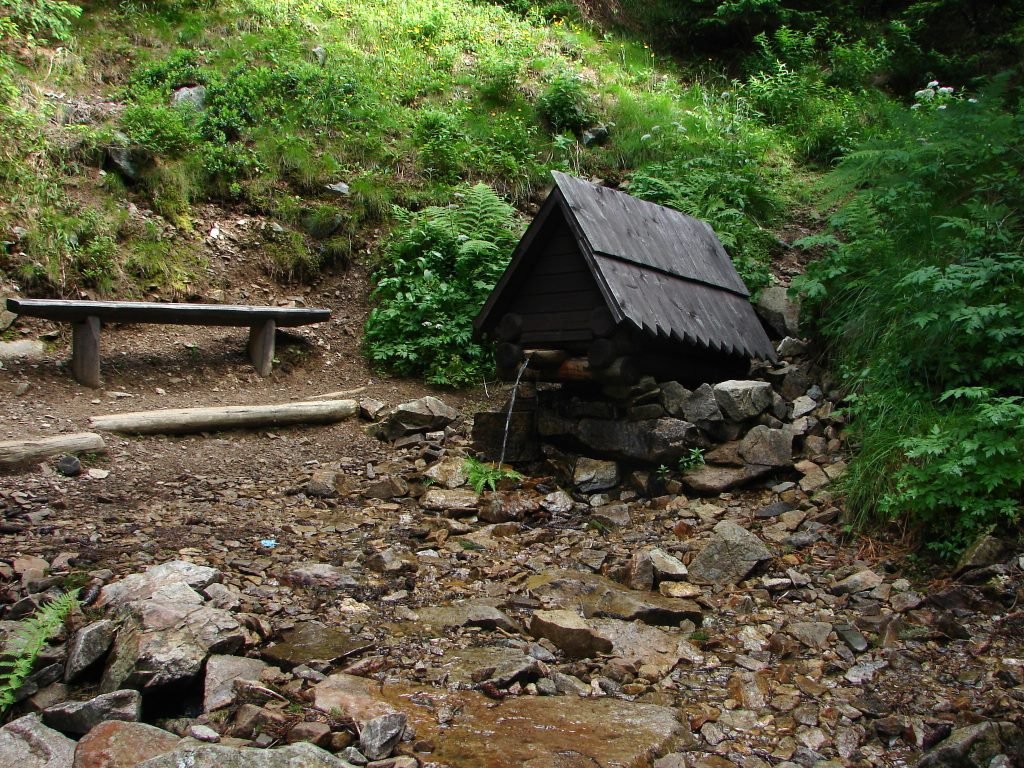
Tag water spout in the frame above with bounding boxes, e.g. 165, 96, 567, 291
498, 356, 530, 468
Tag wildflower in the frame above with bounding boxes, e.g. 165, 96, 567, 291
915, 88, 935, 101
640, 133, 652, 142
927, 79, 939, 88
968, 98, 978, 104
938, 86, 954, 96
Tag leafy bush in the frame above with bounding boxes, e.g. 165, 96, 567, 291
794, 79, 1024, 551
0, 0, 82, 42
121, 104, 201, 156
476, 58, 520, 105
536, 72, 593, 134
364, 183, 522, 386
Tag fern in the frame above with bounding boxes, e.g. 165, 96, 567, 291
364, 183, 522, 386
0, 590, 79, 713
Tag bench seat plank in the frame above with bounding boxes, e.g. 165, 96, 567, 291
6, 299, 330, 327
5, 298, 331, 387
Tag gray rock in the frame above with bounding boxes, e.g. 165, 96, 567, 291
480, 492, 540, 523
97, 560, 221, 610
423, 456, 469, 489
101, 599, 244, 691
739, 425, 794, 467
55, 455, 82, 477
647, 547, 688, 581
530, 610, 613, 659
681, 463, 774, 494
365, 548, 417, 574
359, 712, 407, 761
306, 470, 341, 497
626, 551, 655, 590
540, 490, 574, 514
777, 336, 808, 357
384, 397, 459, 440
714, 380, 774, 421
683, 383, 723, 423
204, 654, 268, 712
171, 85, 206, 109
756, 285, 801, 337
106, 143, 144, 181
573, 457, 620, 493
526, 570, 702, 627
590, 503, 630, 528
261, 622, 372, 670
832, 570, 883, 595
203, 582, 241, 611
363, 475, 408, 499
917, 721, 1024, 768
955, 534, 1006, 574
575, 418, 698, 464
137, 742, 356, 767
325, 182, 350, 196
358, 398, 386, 421
659, 381, 691, 418
688, 521, 772, 585
284, 563, 357, 590
312, 46, 328, 66
64, 619, 116, 682
42, 688, 141, 735
0, 714, 75, 768
415, 602, 520, 634
0, 339, 46, 361
420, 488, 479, 515
786, 621, 832, 649
791, 395, 817, 418
795, 459, 831, 492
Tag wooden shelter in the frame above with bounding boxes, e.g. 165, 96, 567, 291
474, 172, 777, 386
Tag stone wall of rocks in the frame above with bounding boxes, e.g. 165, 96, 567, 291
513, 337, 847, 498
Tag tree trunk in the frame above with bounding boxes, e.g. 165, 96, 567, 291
90, 400, 358, 435
0, 433, 106, 466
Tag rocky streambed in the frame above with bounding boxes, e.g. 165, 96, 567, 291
2, 345, 1024, 768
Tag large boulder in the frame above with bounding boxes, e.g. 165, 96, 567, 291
917, 721, 1024, 768
0, 715, 75, 768
97, 561, 221, 610
755, 284, 800, 337
550, 418, 699, 464
713, 381, 773, 422
738, 426, 794, 467
101, 594, 244, 691
383, 397, 459, 440
687, 521, 772, 585
72, 720, 179, 768
42, 689, 141, 735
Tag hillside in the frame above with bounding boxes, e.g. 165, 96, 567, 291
1, 0, 1022, 551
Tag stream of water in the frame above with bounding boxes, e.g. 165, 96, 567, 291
497, 356, 530, 468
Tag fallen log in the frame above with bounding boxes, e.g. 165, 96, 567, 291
0, 432, 107, 466
90, 399, 358, 435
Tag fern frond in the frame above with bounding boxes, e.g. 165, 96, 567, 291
0, 589, 79, 713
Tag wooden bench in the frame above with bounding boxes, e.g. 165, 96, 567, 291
5, 298, 331, 387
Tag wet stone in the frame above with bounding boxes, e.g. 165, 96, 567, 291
261, 622, 373, 669
73, 720, 179, 768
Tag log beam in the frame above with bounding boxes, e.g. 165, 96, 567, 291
0, 432, 106, 466
90, 399, 358, 435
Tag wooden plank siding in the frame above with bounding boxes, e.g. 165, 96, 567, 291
506, 217, 603, 347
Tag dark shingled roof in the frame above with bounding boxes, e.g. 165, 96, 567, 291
477, 172, 777, 362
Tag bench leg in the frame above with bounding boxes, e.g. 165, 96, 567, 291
72, 316, 102, 388
247, 319, 276, 377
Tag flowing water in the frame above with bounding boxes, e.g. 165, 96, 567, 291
497, 356, 530, 468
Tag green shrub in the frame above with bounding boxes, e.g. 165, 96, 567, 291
121, 104, 201, 156
125, 48, 204, 99
364, 183, 522, 387
476, 58, 521, 106
536, 72, 593, 134
794, 79, 1024, 552
0, 0, 82, 42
